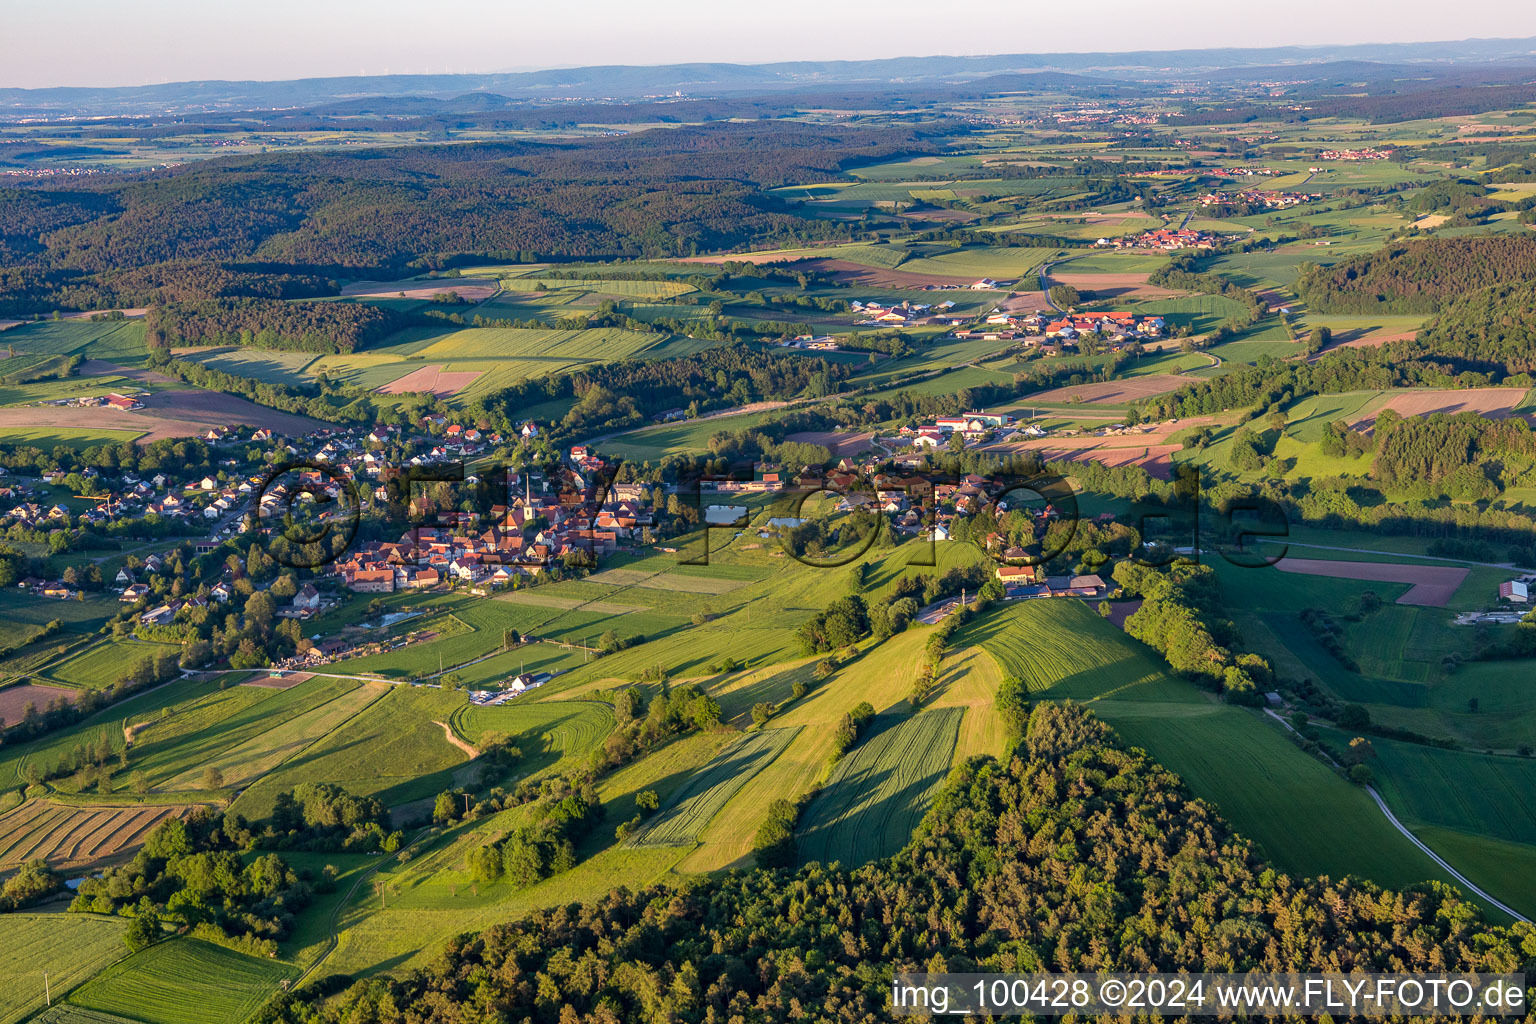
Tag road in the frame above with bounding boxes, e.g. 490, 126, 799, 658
1360, 784, 1530, 923
1263, 709, 1530, 923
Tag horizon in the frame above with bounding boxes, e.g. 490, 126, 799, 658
5, 1, 1536, 91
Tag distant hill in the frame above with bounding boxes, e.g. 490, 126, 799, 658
5, 35, 1536, 117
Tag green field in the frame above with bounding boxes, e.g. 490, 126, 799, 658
38, 640, 184, 690
1320, 729, 1536, 844
2, 320, 148, 363
450, 698, 614, 777
964, 601, 1456, 891
795, 707, 964, 867
229, 684, 468, 817
896, 245, 1059, 281
308, 325, 697, 402
629, 726, 800, 847
2, 914, 129, 1024
68, 937, 295, 1024
174, 347, 318, 386
960, 599, 1197, 702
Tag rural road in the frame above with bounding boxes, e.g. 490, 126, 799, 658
1263, 709, 1530, 923
1360, 784, 1531, 923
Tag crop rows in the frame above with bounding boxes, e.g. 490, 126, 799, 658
629, 727, 801, 847
0, 801, 185, 868
794, 708, 964, 867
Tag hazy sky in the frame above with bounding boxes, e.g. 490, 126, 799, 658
4, 0, 1536, 89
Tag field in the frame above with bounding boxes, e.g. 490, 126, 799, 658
963, 601, 1456, 891
794, 707, 964, 867
0, 801, 190, 869
173, 347, 318, 387
0, 681, 75, 720
961, 600, 1198, 702
307, 325, 694, 403
449, 698, 614, 777
628, 727, 800, 847
1346, 387, 1530, 430
229, 684, 469, 817
68, 937, 295, 1024
1023, 374, 1189, 406
0, 386, 323, 444
2, 914, 130, 1024
39, 640, 183, 689
1325, 731, 1536, 845
1273, 557, 1469, 607
132, 677, 386, 792
1, 320, 148, 363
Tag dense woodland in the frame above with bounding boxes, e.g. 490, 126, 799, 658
256, 704, 1536, 1024
1294, 234, 1536, 313
145, 298, 412, 354
0, 124, 936, 314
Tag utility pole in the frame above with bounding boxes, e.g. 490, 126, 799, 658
45, 973, 50, 1007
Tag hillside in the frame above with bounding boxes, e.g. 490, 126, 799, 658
253, 704, 1536, 1024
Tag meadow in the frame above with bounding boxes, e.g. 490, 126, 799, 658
68, 937, 295, 1024
2, 914, 131, 1024
228, 684, 469, 817
2, 320, 148, 364
450, 698, 614, 778
794, 707, 964, 867
307, 325, 696, 402
628, 726, 800, 848
38, 640, 186, 690
964, 601, 1459, 891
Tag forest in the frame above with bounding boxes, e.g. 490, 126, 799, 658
1294, 235, 1536, 313
253, 703, 1536, 1024
0, 124, 937, 314
145, 298, 412, 353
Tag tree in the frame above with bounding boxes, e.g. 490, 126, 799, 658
502, 628, 520, 649
690, 694, 722, 730
124, 897, 161, 951
201, 765, 224, 790
751, 702, 773, 727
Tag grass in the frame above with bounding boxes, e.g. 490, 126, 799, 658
38, 640, 184, 690
794, 707, 964, 868
628, 727, 800, 847
1412, 826, 1536, 921
68, 937, 295, 1024
228, 684, 469, 817
174, 347, 318, 387
0, 426, 146, 448
309, 325, 687, 403
136, 678, 385, 793
1, 913, 129, 1024
963, 600, 1459, 890
450, 698, 614, 779
896, 246, 1059, 281
2, 320, 147, 363
1319, 729, 1536, 844
959, 599, 1198, 702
